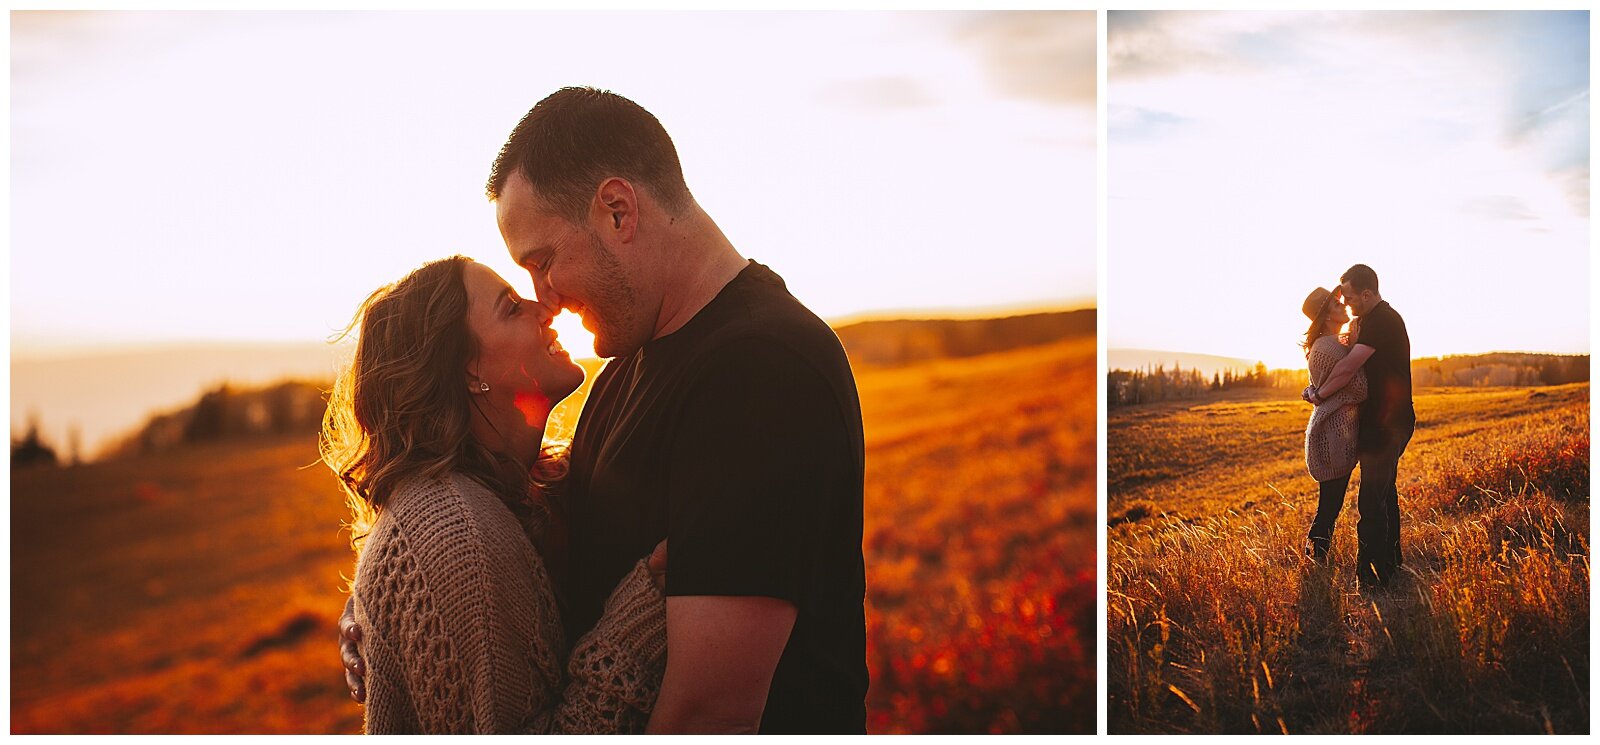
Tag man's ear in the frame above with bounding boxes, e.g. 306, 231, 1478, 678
592, 177, 638, 243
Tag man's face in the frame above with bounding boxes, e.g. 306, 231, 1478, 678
496, 173, 647, 358
1339, 281, 1375, 316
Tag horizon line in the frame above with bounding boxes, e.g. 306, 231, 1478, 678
1109, 347, 1592, 373
12, 303, 1100, 363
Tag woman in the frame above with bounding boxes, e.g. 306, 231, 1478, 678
321, 256, 666, 733
1300, 286, 1367, 562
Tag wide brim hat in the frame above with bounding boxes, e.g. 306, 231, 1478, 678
1302, 286, 1338, 322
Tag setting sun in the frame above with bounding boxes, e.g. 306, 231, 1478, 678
13, 10, 1095, 451
550, 311, 596, 360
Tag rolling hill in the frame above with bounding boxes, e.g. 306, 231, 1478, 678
11, 320, 1096, 734
13, 311, 1093, 461
1106, 349, 1257, 378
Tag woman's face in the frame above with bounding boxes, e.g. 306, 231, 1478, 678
463, 261, 585, 415
1326, 295, 1350, 329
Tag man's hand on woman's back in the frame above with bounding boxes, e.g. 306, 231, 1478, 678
339, 595, 366, 703
648, 539, 669, 592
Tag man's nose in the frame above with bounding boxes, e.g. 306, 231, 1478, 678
526, 269, 565, 315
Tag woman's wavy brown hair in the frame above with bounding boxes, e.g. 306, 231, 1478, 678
321, 256, 566, 553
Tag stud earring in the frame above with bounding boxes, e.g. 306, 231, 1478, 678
473, 382, 489, 393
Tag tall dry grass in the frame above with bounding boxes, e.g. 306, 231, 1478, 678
1109, 384, 1589, 734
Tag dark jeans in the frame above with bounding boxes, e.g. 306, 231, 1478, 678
1307, 474, 1352, 557
1355, 422, 1414, 586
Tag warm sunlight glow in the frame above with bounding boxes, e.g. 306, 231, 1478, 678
11, 11, 1095, 355
1107, 11, 1588, 370
513, 390, 553, 429
11, 10, 1095, 453
549, 311, 596, 360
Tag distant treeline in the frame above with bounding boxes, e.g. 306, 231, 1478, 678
99, 380, 329, 459
1108, 362, 1299, 407
1108, 352, 1590, 408
1412, 352, 1588, 387
835, 309, 1094, 367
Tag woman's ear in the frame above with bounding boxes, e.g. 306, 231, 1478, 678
466, 365, 489, 394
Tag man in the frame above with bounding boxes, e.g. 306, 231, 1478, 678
1304, 263, 1414, 587
340, 87, 869, 733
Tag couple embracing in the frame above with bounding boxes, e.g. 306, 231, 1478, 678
1299, 264, 1415, 589
321, 88, 868, 733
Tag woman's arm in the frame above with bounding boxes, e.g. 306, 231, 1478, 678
1314, 343, 1374, 400
521, 558, 669, 734
354, 501, 547, 734
1321, 367, 1367, 410
358, 476, 668, 732
348, 590, 418, 734
359, 477, 667, 734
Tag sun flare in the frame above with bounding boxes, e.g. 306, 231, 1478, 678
550, 311, 597, 360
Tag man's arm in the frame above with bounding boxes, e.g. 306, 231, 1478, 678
1315, 343, 1375, 400
645, 595, 798, 733
656, 336, 851, 732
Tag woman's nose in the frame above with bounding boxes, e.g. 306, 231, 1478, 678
529, 302, 554, 326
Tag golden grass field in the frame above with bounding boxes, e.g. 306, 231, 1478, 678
1108, 383, 1590, 734
11, 335, 1095, 734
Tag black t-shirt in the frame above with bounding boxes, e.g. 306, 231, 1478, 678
563, 260, 868, 733
1354, 300, 1415, 436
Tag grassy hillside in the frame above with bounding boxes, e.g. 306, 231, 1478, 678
858, 335, 1097, 733
1107, 384, 1589, 734
11, 336, 1095, 734
10, 437, 362, 734
835, 309, 1093, 367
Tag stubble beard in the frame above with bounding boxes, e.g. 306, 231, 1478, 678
584, 231, 651, 359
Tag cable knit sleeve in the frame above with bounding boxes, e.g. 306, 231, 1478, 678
352, 474, 666, 735
1323, 367, 1367, 410
1309, 337, 1367, 410
520, 559, 669, 734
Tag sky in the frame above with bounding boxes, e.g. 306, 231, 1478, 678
1107, 10, 1590, 370
11, 10, 1097, 360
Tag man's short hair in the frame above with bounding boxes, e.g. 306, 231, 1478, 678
486, 87, 693, 221
1341, 264, 1379, 294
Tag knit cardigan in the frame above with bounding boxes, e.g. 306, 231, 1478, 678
351, 471, 667, 734
1304, 335, 1369, 482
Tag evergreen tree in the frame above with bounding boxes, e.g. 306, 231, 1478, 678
11, 415, 58, 469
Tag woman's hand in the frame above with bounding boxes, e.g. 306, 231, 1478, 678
647, 539, 668, 593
